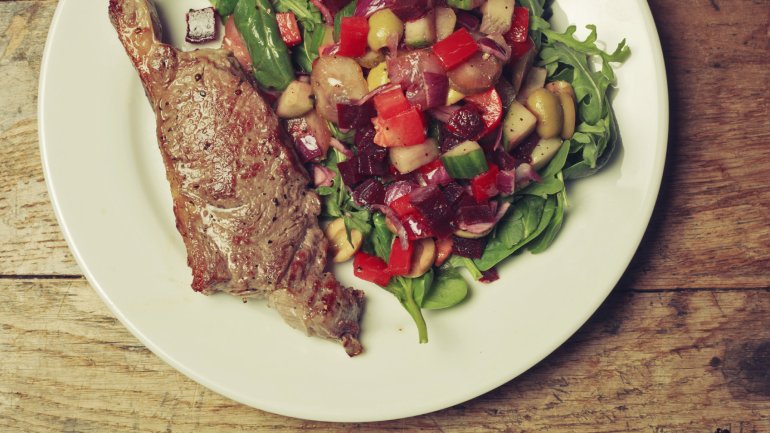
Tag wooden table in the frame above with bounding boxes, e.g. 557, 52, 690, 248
2, 1, 769, 431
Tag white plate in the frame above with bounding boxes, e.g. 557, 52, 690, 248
39, 0, 667, 422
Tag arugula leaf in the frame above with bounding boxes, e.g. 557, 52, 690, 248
385, 277, 429, 343
530, 16, 629, 178
422, 267, 469, 310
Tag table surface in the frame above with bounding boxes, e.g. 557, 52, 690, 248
2, 0, 769, 431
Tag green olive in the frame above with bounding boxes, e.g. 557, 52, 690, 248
525, 88, 564, 139
546, 81, 577, 139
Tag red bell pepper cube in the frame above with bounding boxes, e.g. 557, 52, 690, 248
389, 194, 418, 218
373, 107, 426, 147
510, 37, 534, 62
471, 164, 500, 202
276, 12, 302, 48
417, 159, 444, 175
374, 87, 411, 120
506, 7, 530, 44
432, 28, 478, 70
353, 251, 392, 286
464, 88, 503, 138
387, 239, 414, 276
338, 17, 369, 58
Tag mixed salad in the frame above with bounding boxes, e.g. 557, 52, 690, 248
202, 0, 630, 342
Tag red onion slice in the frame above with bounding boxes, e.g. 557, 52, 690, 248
428, 104, 461, 123
478, 35, 511, 63
384, 180, 419, 205
330, 137, 354, 159
313, 164, 335, 187
311, 0, 334, 24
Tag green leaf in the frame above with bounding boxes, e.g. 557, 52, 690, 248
327, 120, 356, 144
293, 25, 326, 73
529, 175, 567, 253
334, 1, 357, 42
446, 255, 483, 281
273, 0, 323, 29
422, 267, 469, 310
474, 195, 557, 271
369, 213, 394, 261
385, 277, 429, 343
210, 0, 238, 16
411, 269, 434, 308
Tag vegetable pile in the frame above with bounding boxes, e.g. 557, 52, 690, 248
205, 0, 630, 343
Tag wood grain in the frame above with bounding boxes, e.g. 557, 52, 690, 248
0, 0, 79, 276
1, 279, 769, 432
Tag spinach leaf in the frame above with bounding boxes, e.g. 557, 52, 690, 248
446, 255, 483, 281
474, 195, 557, 271
210, 0, 238, 17
368, 212, 394, 261
422, 267, 469, 310
385, 277, 429, 343
529, 178, 566, 253
411, 269, 434, 308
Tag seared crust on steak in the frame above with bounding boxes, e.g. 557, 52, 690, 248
108, 0, 364, 355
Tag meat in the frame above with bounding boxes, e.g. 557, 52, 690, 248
108, 0, 364, 356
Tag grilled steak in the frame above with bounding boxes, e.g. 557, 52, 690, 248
108, 0, 364, 355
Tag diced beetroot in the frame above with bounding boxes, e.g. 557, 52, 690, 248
446, 106, 485, 140
337, 158, 363, 186
456, 203, 496, 226
355, 125, 377, 149
442, 182, 465, 207
480, 267, 500, 283
510, 132, 540, 165
452, 236, 487, 259
439, 128, 464, 153
409, 186, 452, 237
403, 213, 435, 240
355, 146, 388, 176
494, 148, 517, 171
352, 178, 386, 208
337, 101, 376, 129
186, 7, 217, 44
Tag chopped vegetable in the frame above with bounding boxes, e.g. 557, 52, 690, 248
338, 16, 370, 57
373, 107, 426, 147
388, 237, 414, 275
373, 86, 410, 119
367, 8, 404, 51
276, 12, 303, 47
431, 28, 478, 70
353, 251, 391, 286
186, 7, 217, 44
440, 140, 488, 179
470, 164, 500, 202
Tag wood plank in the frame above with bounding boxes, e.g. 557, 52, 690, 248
1, 279, 768, 431
0, 1, 79, 275
623, 0, 770, 289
